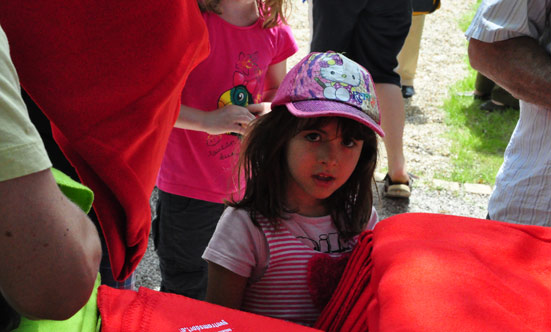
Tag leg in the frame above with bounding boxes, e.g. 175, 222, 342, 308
153, 190, 224, 300
474, 72, 494, 99
491, 85, 520, 109
376, 83, 409, 185
396, 15, 426, 97
311, 0, 412, 193
476, 73, 520, 111
352, 0, 412, 191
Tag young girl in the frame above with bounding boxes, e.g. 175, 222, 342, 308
203, 51, 383, 326
153, 0, 297, 299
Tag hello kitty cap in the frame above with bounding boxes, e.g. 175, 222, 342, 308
272, 51, 384, 137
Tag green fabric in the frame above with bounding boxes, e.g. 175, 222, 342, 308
14, 275, 101, 332
51, 168, 94, 214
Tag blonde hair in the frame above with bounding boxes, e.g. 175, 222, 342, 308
198, 0, 288, 29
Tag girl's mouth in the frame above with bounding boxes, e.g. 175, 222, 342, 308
313, 173, 335, 183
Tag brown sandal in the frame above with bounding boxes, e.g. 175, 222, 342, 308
383, 174, 412, 198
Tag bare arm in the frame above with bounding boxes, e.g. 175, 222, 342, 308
205, 262, 247, 310
262, 59, 287, 103
247, 59, 288, 116
468, 37, 551, 108
0, 169, 101, 320
174, 104, 256, 136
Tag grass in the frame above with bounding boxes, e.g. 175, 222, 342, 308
443, 68, 519, 185
440, 0, 518, 186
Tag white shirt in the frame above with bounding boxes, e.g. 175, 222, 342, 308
202, 206, 378, 281
466, 0, 551, 226
0, 25, 51, 181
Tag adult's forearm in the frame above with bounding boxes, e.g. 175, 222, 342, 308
0, 169, 101, 320
468, 37, 551, 109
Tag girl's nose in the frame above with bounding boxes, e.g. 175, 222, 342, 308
318, 142, 339, 166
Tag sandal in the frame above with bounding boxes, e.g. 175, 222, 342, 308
383, 173, 412, 198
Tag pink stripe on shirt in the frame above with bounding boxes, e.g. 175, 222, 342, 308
241, 217, 345, 326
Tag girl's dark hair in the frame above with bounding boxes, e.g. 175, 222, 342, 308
229, 106, 378, 240
197, 0, 288, 29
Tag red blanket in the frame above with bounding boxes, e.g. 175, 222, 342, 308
316, 213, 551, 332
0, 1, 209, 280
98, 286, 322, 332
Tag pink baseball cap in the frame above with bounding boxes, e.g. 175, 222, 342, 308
272, 51, 384, 137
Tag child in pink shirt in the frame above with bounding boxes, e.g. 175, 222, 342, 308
154, 0, 297, 299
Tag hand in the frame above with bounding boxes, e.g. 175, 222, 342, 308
203, 104, 257, 135
246, 102, 271, 116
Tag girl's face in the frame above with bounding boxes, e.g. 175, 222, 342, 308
285, 119, 364, 217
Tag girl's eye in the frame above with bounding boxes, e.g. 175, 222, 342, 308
305, 133, 321, 142
342, 138, 357, 148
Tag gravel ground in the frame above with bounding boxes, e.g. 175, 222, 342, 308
135, 0, 489, 290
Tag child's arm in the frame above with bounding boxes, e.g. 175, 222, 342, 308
205, 262, 248, 309
175, 104, 257, 135
246, 59, 287, 116
263, 59, 287, 102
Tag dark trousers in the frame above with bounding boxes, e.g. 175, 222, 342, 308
475, 72, 519, 109
152, 190, 225, 300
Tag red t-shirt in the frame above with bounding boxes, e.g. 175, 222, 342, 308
0, 1, 209, 280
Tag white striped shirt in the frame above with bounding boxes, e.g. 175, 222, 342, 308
203, 207, 369, 324
241, 218, 348, 326
466, 0, 551, 226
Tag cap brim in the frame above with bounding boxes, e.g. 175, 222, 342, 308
285, 100, 385, 137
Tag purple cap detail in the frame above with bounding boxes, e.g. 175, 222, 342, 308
272, 51, 384, 137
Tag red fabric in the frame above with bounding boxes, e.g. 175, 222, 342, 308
98, 286, 322, 331
316, 213, 551, 332
314, 232, 373, 331
307, 252, 351, 311
0, 1, 210, 280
